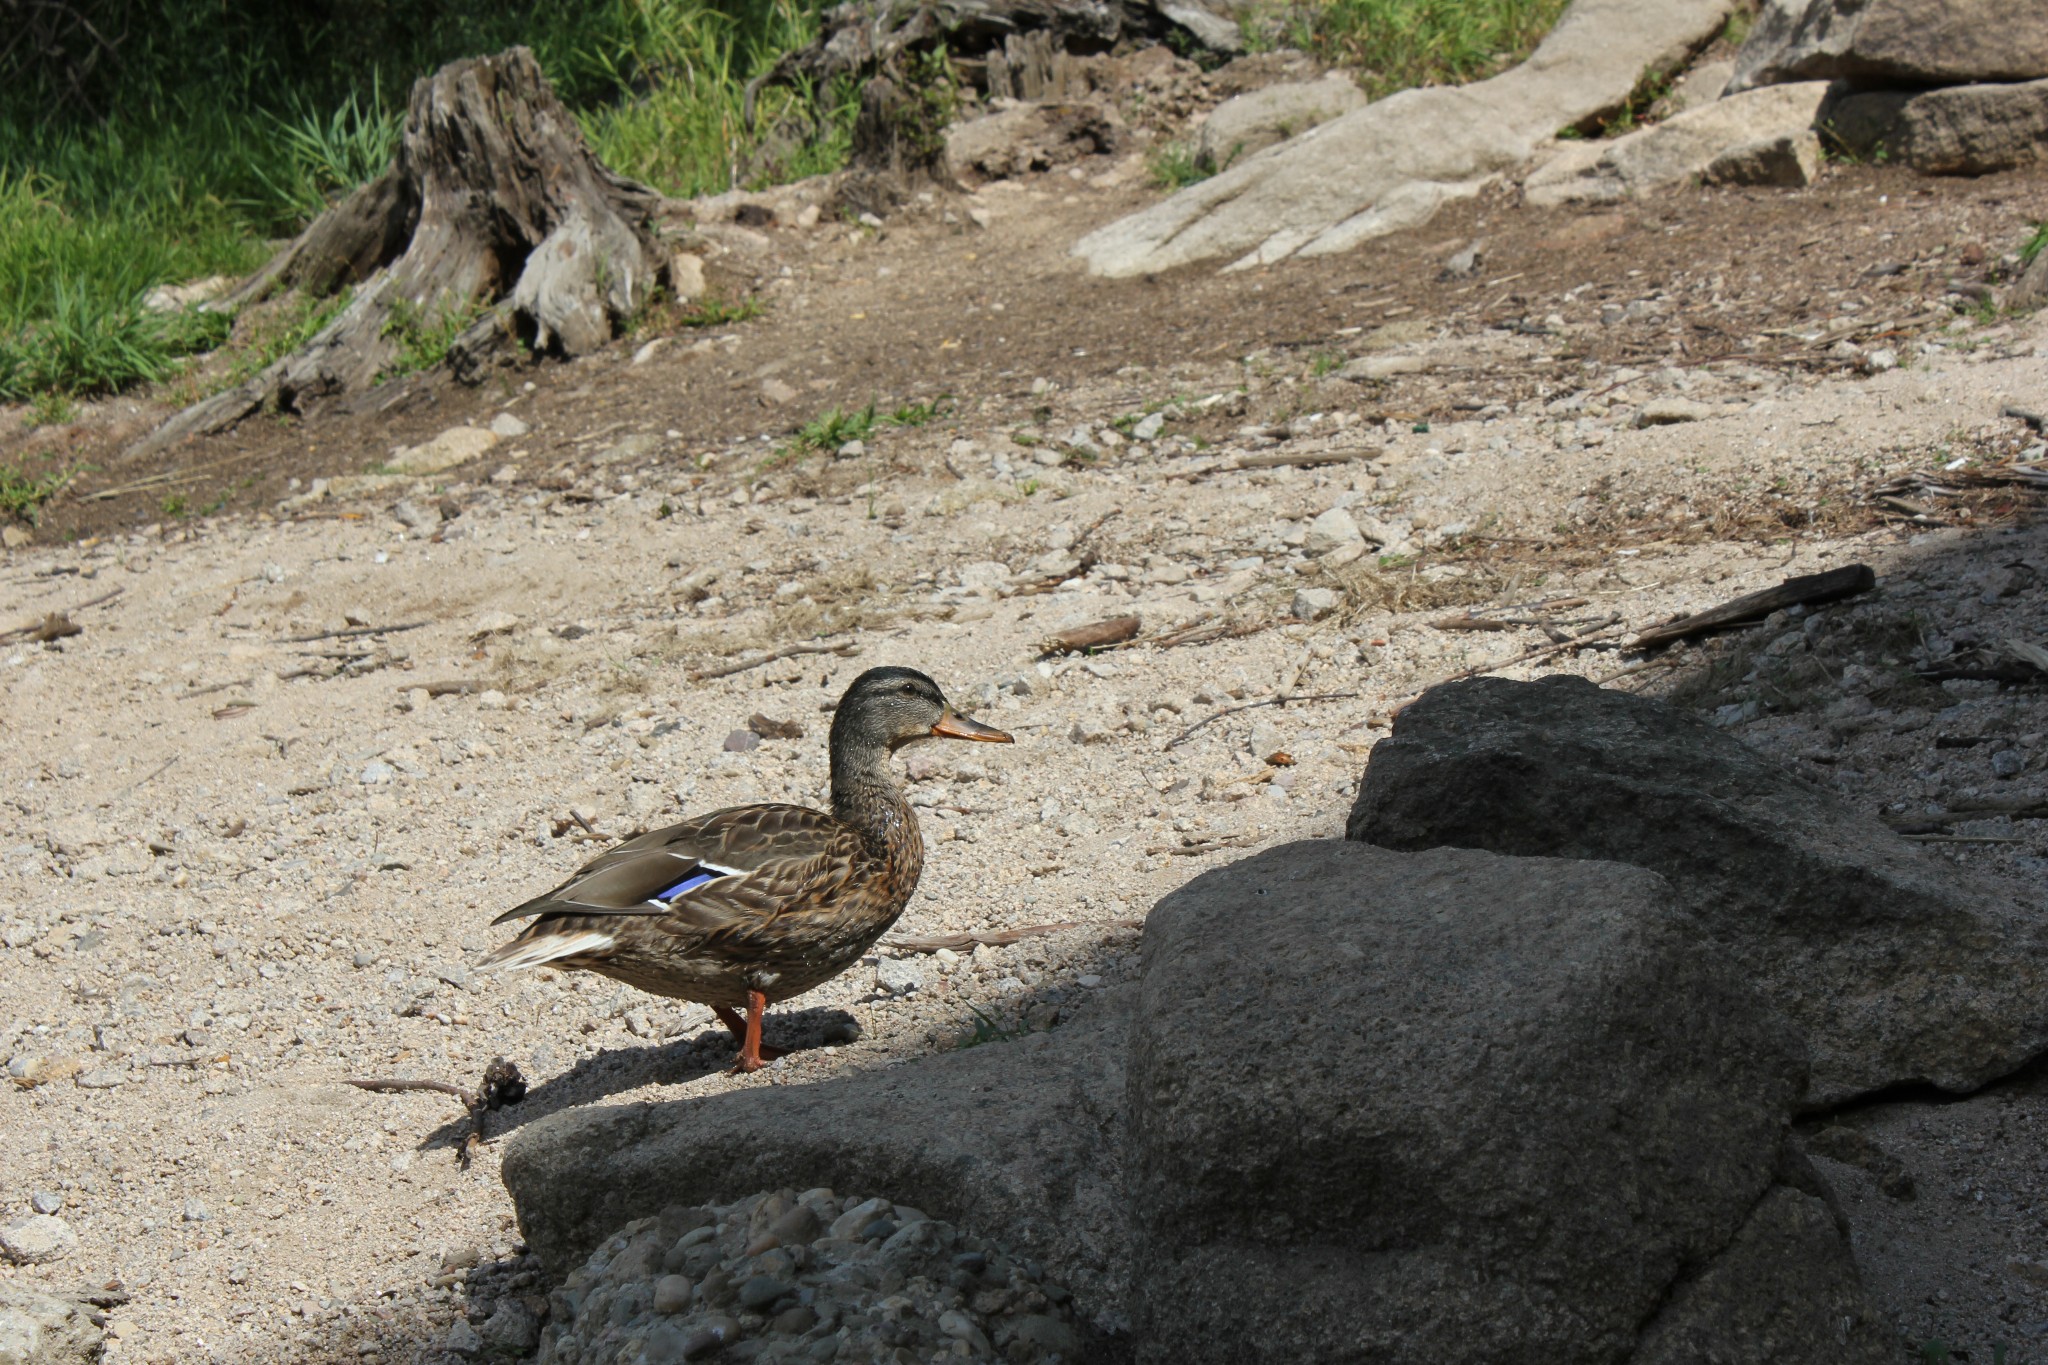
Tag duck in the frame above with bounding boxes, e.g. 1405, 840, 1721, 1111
476, 666, 1013, 1072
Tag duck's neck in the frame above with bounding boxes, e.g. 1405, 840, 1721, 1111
830, 741, 922, 866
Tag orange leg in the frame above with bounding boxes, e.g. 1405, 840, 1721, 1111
713, 992, 782, 1072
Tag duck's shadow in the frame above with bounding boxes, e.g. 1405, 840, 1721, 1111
413, 1004, 862, 1155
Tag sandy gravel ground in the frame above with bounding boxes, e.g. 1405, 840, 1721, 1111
5, 143, 2048, 1364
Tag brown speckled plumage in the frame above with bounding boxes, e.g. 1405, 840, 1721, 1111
476, 667, 1010, 1070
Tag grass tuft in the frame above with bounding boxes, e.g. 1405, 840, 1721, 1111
1292, 0, 1573, 100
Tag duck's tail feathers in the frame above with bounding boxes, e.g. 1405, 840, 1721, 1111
475, 928, 616, 975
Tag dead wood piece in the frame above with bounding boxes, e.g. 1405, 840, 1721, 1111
1632, 565, 1875, 649
1042, 615, 1141, 655
1152, 616, 1277, 650
133, 48, 669, 457
416, 679, 484, 697
1168, 446, 1380, 480
0, 612, 82, 644
348, 1058, 527, 1168
689, 639, 861, 682
277, 620, 430, 644
1165, 691, 1364, 750
748, 712, 806, 740
884, 921, 1086, 953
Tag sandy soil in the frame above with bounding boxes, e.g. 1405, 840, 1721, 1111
5, 72, 2048, 1364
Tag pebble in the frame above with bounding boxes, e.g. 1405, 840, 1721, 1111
392, 500, 434, 530
1, 1213, 78, 1265
490, 412, 531, 438
1303, 506, 1364, 556
1992, 748, 2025, 779
479, 1299, 541, 1354
1133, 411, 1166, 440
443, 1319, 483, 1355
75, 1067, 124, 1089
1636, 397, 1718, 426
722, 730, 761, 753
360, 761, 396, 785
875, 957, 926, 996
652, 1273, 693, 1314
1291, 587, 1342, 620
29, 1191, 61, 1215
533, 1192, 1089, 1365
183, 1198, 209, 1222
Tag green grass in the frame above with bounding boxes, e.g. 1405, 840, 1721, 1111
0, 0, 851, 404
886, 395, 953, 427
379, 294, 483, 381
1148, 141, 1212, 190
0, 462, 73, 522
679, 295, 767, 328
1291, 0, 1574, 100
2021, 222, 2048, 268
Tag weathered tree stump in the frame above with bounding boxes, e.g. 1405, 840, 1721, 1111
134, 47, 668, 456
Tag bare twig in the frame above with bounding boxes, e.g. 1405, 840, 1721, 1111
1165, 691, 1364, 750
1167, 446, 1381, 480
1430, 616, 1624, 687
277, 621, 431, 644
183, 677, 255, 699
346, 1058, 527, 1168
1152, 616, 1279, 650
884, 922, 1084, 953
1633, 565, 1874, 650
688, 638, 860, 682
110, 756, 178, 803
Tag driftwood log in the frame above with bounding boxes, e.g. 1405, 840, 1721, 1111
134, 47, 669, 456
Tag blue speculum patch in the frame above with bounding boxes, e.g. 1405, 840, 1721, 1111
653, 870, 719, 902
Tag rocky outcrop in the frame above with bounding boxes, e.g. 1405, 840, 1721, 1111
946, 103, 1127, 182
1193, 72, 1369, 170
0, 1283, 103, 1365
1824, 79, 2048, 175
1525, 81, 1829, 205
1347, 674, 2048, 1106
1073, 0, 1735, 275
505, 831, 1901, 1358
500, 1002, 1132, 1320
1729, 0, 2048, 92
1126, 839, 1885, 1364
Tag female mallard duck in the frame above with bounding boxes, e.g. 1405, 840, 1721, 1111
476, 667, 1011, 1072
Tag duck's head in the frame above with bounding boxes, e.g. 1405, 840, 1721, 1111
832, 666, 1013, 754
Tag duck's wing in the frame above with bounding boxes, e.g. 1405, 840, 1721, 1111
478, 804, 864, 971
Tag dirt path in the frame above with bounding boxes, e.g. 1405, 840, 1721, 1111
4, 142, 2048, 1364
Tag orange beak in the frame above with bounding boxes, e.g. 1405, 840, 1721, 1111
930, 710, 1013, 743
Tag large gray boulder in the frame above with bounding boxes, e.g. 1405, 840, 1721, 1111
1074, 0, 1734, 275
1729, 0, 2048, 92
1524, 81, 1828, 205
1825, 79, 2048, 175
1193, 72, 1369, 170
1128, 840, 1883, 1365
1347, 675, 2048, 1106
0, 1284, 102, 1365
500, 1002, 1132, 1321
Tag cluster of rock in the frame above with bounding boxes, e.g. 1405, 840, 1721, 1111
1533, 0, 2048, 203
1736, 0, 2048, 174
532, 1190, 1091, 1365
504, 673, 2048, 1360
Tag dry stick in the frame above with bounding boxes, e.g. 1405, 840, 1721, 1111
277, 621, 431, 644
347, 1059, 527, 1168
1165, 691, 1364, 751
1153, 616, 1278, 650
1899, 833, 2027, 845
1632, 564, 1875, 649
1378, 618, 1626, 717
1041, 615, 1141, 656
884, 922, 1084, 953
110, 756, 178, 803
689, 638, 860, 682
183, 677, 255, 699
1167, 447, 1380, 481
